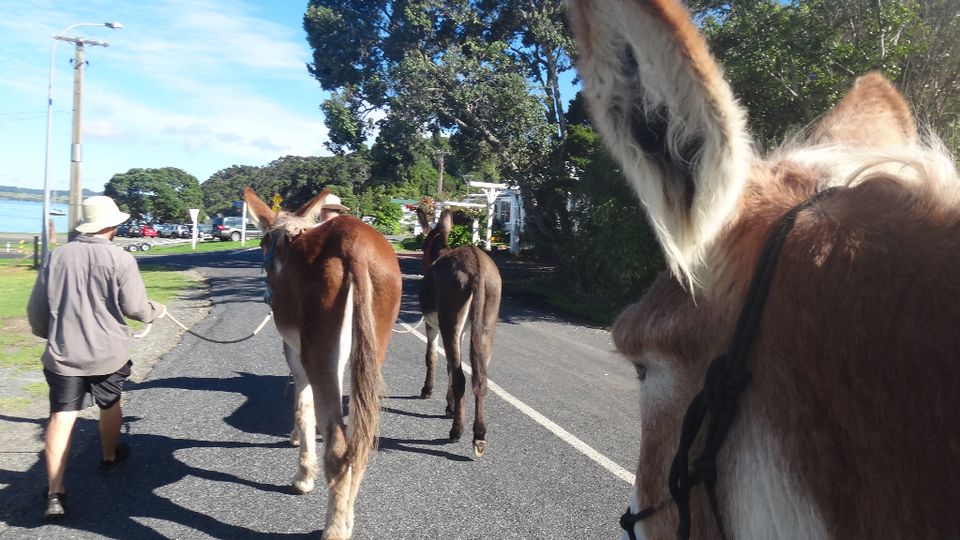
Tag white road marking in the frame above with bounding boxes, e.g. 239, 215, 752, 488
400, 322, 636, 485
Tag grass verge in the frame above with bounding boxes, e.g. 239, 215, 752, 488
133, 239, 255, 256
0, 260, 203, 412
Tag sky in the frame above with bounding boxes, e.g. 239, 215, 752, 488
0, 0, 333, 193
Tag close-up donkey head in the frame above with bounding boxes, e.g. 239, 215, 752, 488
569, 0, 960, 538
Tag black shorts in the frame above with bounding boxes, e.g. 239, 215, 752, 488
43, 360, 132, 413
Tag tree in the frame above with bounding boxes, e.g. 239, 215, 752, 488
200, 154, 372, 217
303, 0, 575, 246
558, 123, 664, 302
104, 167, 204, 222
368, 188, 404, 234
691, 1, 959, 153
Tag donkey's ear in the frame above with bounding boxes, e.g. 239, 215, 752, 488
294, 188, 333, 222
416, 208, 432, 232
809, 72, 916, 148
569, 0, 754, 285
436, 210, 453, 236
243, 187, 275, 231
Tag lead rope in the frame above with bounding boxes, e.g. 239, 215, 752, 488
620, 187, 841, 540
133, 308, 274, 344
392, 316, 425, 334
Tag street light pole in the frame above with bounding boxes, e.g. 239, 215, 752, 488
41, 22, 121, 258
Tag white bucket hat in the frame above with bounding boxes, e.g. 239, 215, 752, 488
321, 193, 350, 212
75, 196, 130, 233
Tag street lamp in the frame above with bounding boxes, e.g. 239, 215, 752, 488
41, 22, 122, 260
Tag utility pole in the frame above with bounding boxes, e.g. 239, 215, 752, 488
42, 22, 120, 258
59, 35, 109, 241
436, 149, 446, 199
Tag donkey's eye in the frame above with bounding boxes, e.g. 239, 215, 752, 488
634, 363, 647, 381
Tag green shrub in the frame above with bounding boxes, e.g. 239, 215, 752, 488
447, 224, 475, 248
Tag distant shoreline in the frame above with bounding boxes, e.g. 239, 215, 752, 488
0, 193, 68, 204
0, 185, 101, 204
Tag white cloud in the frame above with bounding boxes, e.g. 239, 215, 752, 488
0, 0, 334, 186
86, 119, 123, 140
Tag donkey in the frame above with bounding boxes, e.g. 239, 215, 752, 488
416, 209, 502, 457
569, 1, 960, 539
244, 187, 401, 540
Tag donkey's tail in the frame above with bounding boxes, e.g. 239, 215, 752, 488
347, 267, 383, 467
468, 264, 501, 368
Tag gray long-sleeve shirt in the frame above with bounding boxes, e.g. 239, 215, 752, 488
27, 235, 162, 376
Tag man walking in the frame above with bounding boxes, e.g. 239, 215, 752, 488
27, 196, 165, 520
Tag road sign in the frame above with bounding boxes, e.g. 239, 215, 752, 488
271, 193, 283, 213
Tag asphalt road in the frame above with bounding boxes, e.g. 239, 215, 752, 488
1, 249, 642, 539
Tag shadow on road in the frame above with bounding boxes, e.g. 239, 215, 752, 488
128, 372, 294, 440
378, 436, 473, 463
0, 416, 318, 539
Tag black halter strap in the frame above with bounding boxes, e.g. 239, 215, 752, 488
620, 187, 841, 540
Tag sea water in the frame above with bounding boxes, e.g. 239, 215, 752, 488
0, 199, 69, 234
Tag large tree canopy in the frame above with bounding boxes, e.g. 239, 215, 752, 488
692, 0, 959, 151
304, 0, 576, 242
104, 167, 204, 223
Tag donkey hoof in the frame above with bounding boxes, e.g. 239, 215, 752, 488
473, 439, 486, 458
292, 477, 315, 494
321, 527, 352, 540
420, 387, 432, 399
449, 430, 461, 443
444, 407, 454, 418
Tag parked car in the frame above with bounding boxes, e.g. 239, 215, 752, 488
159, 224, 190, 238
140, 224, 158, 238
210, 216, 261, 241
121, 224, 142, 238
196, 224, 213, 241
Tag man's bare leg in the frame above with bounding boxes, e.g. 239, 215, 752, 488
99, 402, 122, 461
45, 410, 79, 494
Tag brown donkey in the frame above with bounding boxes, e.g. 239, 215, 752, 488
244, 187, 401, 540
416, 209, 502, 457
569, 1, 960, 539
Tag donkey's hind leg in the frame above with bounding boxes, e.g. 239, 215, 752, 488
469, 339, 490, 458
285, 343, 318, 493
311, 297, 355, 539
318, 388, 352, 540
440, 311, 467, 443
284, 342, 310, 447
420, 316, 439, 399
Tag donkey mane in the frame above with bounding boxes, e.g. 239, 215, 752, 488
270, 213, 321, 237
